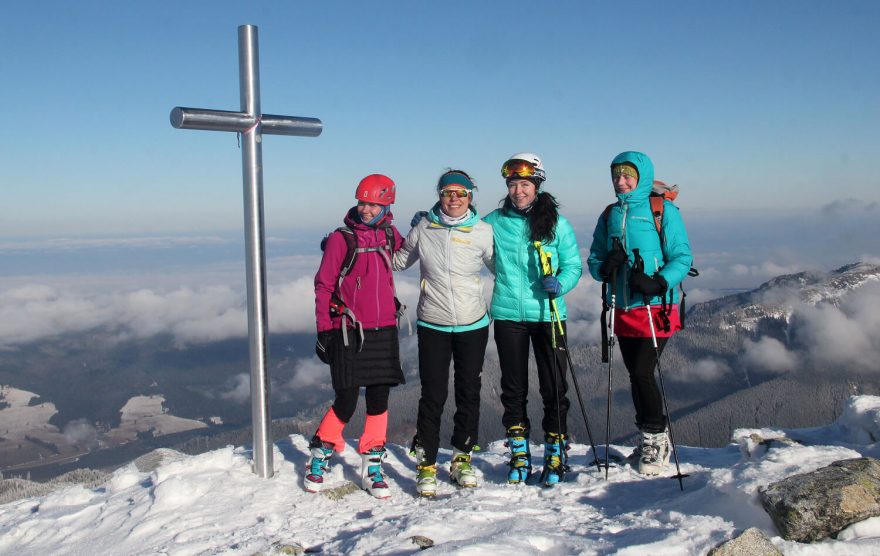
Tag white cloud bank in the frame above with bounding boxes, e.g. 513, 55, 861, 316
743, 282, 880, 374
0, 278, 320, 347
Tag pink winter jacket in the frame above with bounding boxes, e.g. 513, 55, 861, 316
314, 207, 404, 333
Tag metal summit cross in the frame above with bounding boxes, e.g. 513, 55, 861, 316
170, 25, 323, 478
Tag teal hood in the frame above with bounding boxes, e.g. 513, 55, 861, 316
611, 151, 654, 204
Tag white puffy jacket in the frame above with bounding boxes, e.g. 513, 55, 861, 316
392, 206, 494, 326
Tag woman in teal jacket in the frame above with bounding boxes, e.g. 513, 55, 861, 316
586, 151, 693, 476
484, 152, 582, 487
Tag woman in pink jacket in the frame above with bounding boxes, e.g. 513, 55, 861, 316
305, 174, 405, 499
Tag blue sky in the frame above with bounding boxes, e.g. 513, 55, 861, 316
3, 0, 878, 240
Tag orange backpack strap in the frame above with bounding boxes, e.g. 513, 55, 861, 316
649, 195, 664, 236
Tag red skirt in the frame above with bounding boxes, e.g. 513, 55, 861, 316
614, 305, 680, 338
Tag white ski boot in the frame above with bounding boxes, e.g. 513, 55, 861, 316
303, 438, 334, 493
416, 462, 438, 497
449, 449, 478, 488
638, 430, 670, 476
360, 446, 391, 499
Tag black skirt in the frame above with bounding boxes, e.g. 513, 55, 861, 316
329, 325, 405, 389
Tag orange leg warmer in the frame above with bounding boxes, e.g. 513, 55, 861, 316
358, 411, 388, 454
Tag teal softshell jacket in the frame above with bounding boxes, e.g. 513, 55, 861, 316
586, 151, 693, 310
484, 206, 582, 322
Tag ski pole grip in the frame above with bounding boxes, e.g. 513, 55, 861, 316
632, 248, 644, 273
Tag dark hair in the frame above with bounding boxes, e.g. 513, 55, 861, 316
500, 184, 560, 243
439, 169, 477, 210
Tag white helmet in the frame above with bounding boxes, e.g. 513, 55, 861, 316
502, 152, 546, 182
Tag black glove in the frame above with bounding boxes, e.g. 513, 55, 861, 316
600, 247, 628, 279
315, 331, 335, 365
629, 271, 668, 297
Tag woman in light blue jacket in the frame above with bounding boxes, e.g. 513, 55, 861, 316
394, 170, 494, 497
586, 151, 693, 476
484, 152, 582, 487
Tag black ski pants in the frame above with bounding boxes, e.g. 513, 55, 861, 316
494, 319, 570, 437
618, 336, 668, 434
415, 325, 488, 464
332, 384, 390, 422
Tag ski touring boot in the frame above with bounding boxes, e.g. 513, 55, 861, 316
638, 429, 670, 476
505, 425, 532, 484
625, 443, 642, 467
449, 448, 478, 488
360, 446, 392, 499
416, 462, 438, 497
410, 436, 437, 497
540, 432, 569, 487
303, 436, 334, 493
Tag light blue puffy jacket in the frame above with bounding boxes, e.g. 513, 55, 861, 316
586, 151, 693, 310
484, 203, 581, 322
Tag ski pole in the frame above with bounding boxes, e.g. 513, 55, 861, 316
634, 248, 688, 491
534, 242, 565, 480
535, 244, 602, 474
603, 237, 621, 479
533, 242, 602, 475
551, 308, 602, 474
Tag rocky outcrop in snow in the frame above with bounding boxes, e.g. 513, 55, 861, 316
759, 457, 880, 542
707, 527, 782, 556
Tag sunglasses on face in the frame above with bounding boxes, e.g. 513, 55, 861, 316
439, 189, 469, 199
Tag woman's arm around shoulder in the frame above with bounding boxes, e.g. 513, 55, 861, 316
554, 215, 583, 296
586, 214, 609, 282
476, 220, 495, 274
392, 220, 421, 271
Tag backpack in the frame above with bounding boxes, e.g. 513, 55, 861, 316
319, 226, 407, 349
602, 180, 699, 329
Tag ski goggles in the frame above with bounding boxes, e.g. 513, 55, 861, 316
501, 159, 545, 181
439, 188, 470, 199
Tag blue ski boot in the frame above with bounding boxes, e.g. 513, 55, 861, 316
303, 436, 334, 493
540, 432, 569, 487
505, 425, 531, 484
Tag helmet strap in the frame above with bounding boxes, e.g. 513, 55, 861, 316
363, 205, 389, 227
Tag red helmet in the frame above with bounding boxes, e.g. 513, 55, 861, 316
355, 174, 396, 206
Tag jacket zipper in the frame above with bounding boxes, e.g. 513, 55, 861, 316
447, 227, 458, 323
621, 201, 630, 308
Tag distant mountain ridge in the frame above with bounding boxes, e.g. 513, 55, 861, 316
688, 262, 880, 331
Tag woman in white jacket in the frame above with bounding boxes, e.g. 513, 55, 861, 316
393, 169, 494, 497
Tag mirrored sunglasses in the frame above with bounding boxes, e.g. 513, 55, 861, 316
439, 189, 470, 199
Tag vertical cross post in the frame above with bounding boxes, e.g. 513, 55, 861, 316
170, 25, 322, 478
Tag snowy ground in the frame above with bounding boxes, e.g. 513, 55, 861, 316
1, 397, 879, 555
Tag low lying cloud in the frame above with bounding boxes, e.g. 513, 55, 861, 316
731, 261, 806, 279
218, 373, 250, 404
0, 277, 323, 347
742, 337, 798, 373
790, 282, 880, 372
284, 357, 331, 390
820, 199, 879, 217
742, 281, 880, 375
62, 418, 100, 450
674, 358, 731, 382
